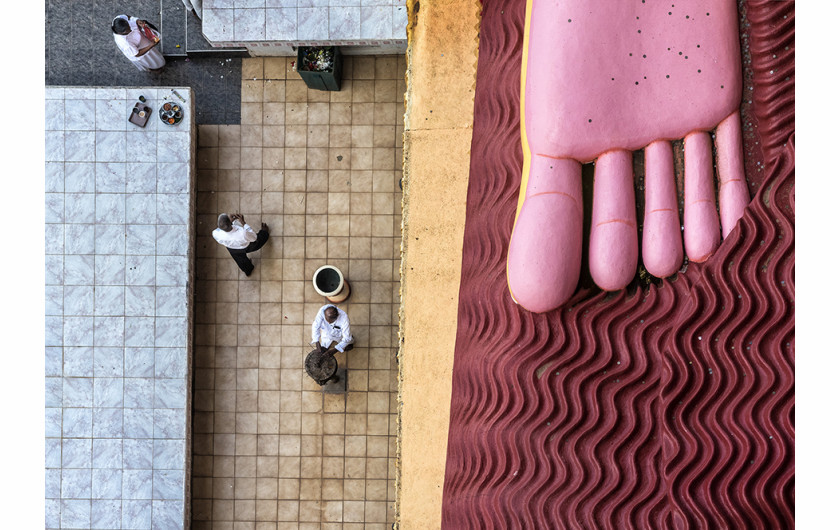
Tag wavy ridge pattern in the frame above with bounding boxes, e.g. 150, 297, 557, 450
441, 0, 794, 527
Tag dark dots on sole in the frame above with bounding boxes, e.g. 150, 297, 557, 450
642, 54, 646, 58
679, 51, 682, 55
568, 19, 571, 22
588, 119, 592, 123
635, 81, 639, 85
666, 75, 670, 78
697, 69, 701, 73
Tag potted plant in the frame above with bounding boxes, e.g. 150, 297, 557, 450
295, 46, 343, 91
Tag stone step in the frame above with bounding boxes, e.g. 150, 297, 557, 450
160, 0, 187, 56
160, 0, 248, 58
186, 7, 250, 58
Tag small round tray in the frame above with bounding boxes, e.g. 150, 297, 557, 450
159, 102, 183, 125
305, 349, 338, 386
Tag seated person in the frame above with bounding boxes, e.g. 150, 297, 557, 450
310, 305, 354, 353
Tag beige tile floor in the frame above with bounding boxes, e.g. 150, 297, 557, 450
191, 55, 405, 530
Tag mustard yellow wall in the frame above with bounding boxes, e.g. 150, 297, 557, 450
397, 0, 481, 527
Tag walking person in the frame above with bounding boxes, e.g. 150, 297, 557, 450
112, 15, 165, 72
212, 213, 270, 276
310, 305, 354, 354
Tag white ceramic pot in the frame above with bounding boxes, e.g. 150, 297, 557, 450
312, 265, 351, 303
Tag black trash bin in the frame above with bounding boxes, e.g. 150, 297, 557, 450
296, 46, 343, 91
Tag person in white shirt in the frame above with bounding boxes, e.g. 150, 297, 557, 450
212, 213, 270, 276
112, 15, 165, 72
311, 305, 354, 353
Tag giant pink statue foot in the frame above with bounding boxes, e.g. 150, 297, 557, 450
507, 0, 751, 313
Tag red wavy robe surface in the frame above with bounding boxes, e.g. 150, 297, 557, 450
441, 0, 794, 527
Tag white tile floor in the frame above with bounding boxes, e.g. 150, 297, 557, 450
202, 1, 407, 46
45, 87, 195, 530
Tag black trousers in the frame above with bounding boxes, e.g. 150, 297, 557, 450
227, 229, 269, 275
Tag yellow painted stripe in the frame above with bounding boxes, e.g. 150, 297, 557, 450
507, 0, 535, 304
516, 0, 534, 219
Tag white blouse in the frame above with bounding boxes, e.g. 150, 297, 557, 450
113, 16, 154, 61
212, 220, 258, 249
